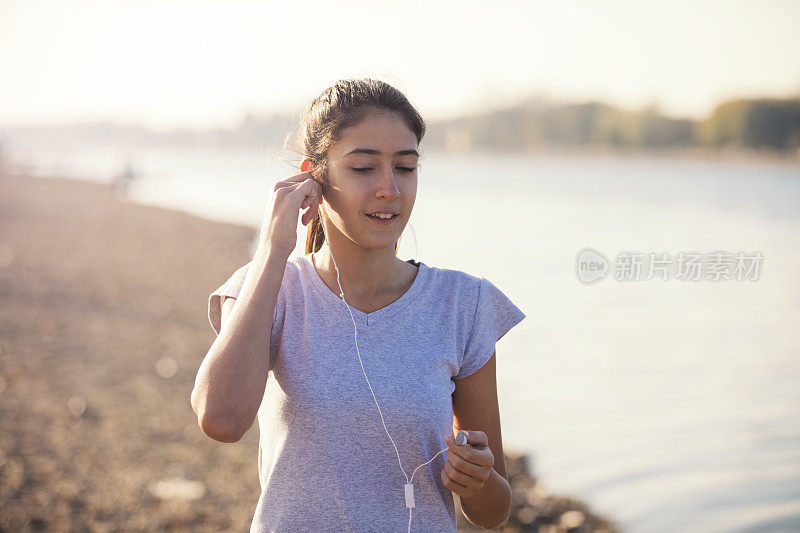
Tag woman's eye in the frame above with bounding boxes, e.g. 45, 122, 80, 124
352, 167, 416, 174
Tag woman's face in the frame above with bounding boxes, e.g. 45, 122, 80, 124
320, 110, 419, 251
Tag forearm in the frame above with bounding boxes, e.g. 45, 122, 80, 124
459, 468, 512, 529
191, 244, 288, 440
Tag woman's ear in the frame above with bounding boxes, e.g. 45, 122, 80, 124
301, 159, 323, 184
300, 159, 325, 204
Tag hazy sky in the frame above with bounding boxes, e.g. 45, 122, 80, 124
1, 0, 799, 129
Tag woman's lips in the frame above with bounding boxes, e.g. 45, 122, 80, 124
365, 213, 398, 225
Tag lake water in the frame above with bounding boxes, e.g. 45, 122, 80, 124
7, 140, 800, 533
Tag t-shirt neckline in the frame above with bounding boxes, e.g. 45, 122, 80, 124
300, 252, 430, 328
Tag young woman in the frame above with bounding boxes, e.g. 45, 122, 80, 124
191, 78, 526, 532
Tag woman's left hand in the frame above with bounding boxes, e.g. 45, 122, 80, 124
441, 430, 494, 498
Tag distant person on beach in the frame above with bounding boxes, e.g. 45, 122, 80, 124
192, 78, 525, 532
112, 158, 136, 200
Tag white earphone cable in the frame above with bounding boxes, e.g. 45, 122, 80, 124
321, 239, 450, 533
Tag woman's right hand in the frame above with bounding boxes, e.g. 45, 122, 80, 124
257, 171, 324, 257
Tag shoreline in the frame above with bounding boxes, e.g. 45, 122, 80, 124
0, 172, 619, 531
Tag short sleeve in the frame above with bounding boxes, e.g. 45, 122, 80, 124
456, 277, 526, 379
208, 261, 252, 336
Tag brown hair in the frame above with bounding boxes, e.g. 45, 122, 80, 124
284, 78, 426, 255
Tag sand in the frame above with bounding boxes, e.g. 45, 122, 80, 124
0, 172, 618, 532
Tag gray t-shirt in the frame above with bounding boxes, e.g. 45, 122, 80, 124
207, 253, 526, 532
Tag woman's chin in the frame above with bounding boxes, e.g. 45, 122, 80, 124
358, 232, 403, 251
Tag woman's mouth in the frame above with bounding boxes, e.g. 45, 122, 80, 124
365, 213, 398, 225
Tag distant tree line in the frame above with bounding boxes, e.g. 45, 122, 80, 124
4, 96, 799, 155
424, 96, 800, 153
696, 98, 800, 151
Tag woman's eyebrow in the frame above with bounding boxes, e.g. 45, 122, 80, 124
344, 148, 419, 157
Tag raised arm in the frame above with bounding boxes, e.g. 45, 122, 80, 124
191, 247, 288, 442
190, 170, 323, 442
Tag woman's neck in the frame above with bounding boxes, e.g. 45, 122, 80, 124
311, 243, 404, 300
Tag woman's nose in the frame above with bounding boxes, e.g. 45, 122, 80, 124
375, 167, 401, 199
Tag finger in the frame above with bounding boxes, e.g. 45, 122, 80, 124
287, 171, 316, 183
302, 199, 321, 226
306, 197, 319, 213
290, 178, 320, 199
446, 438, 493, 468
445, 435, 470, 460
302, 172, 324, 195
446, 457, 486, 487
446, 450, 490, 478
273, 172, 316, 192
297, 172, 324, 199
441, 467, 469, 493
446, 434, 478, 459
444, 459, 478, 488
282, 180, 317, 208
460, 430, 489, 449
301, 205, 313, 226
